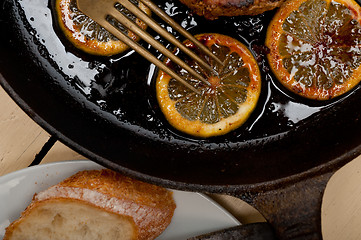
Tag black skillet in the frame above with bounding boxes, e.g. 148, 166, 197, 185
2, 0, 361, 238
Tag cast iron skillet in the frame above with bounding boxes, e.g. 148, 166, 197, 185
1, 0, 361, 238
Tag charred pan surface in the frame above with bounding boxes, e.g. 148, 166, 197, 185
179, 0, 285, 19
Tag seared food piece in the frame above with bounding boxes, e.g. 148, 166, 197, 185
156, 33, 261, 138
179, 0, 286, 19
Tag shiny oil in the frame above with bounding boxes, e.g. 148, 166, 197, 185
10, 0, 360, 146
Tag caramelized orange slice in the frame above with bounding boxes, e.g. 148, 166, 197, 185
156, 33, 261, 138
55, 0, 150, 56
266, 0, 361, 100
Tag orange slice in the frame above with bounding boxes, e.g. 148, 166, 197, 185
156, 33, 261, 138
55, 0, 150, 56
266, 0, 361, 100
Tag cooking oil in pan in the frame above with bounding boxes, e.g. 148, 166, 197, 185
12, 0, 359, 144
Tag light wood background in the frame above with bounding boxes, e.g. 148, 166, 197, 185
1, 86, 361, 239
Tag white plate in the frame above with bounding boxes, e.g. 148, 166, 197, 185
0, 160, 240, 239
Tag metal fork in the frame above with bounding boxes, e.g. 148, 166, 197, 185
76, 0, 223, 93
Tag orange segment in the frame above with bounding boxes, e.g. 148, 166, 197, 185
55, 0, 150, 56
156, 33, 261, 138
266, 0, 361, 100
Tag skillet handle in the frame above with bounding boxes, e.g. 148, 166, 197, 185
188, 223, 277, 240
233, 171, 334, 240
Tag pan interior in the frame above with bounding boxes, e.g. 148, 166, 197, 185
1, 0, 361, 188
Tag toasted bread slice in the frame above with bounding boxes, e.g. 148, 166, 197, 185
4, 169, 176, 240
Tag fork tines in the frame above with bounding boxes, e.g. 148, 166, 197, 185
76, 0, 224, 93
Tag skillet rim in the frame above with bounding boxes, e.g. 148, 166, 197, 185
1, 72, 360, 194
2, 0, 361, 193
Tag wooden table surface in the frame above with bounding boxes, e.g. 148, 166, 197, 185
1, 85, 361, 239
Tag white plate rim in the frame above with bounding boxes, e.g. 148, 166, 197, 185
0, 160, 240, 239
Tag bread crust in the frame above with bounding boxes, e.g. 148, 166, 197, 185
4, 169, 176, 240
